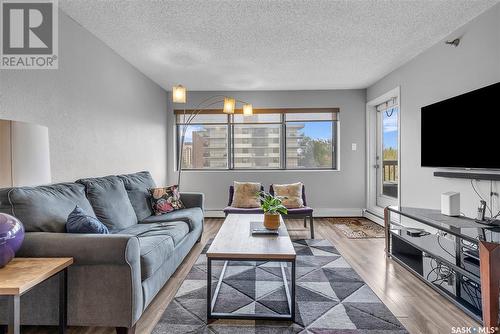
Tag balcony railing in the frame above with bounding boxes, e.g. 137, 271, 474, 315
382, 160, 398, 198
383, 160, 398, 183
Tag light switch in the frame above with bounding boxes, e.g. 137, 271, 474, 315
351, 143, 357, 151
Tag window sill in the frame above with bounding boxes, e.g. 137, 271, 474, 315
176, 169, 341, 173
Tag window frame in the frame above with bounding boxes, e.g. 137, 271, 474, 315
176, 115, 230, 170
175, 108, 339, 171
284, 117, 337, 170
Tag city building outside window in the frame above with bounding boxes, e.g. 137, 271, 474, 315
176, 108, 338, 170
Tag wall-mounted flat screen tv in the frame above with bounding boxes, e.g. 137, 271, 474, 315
421, 82, 500, 169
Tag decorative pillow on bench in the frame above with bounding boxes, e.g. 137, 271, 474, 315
149, 186, 185, 215
273, 182, 304, 208
232, 181, 261, 208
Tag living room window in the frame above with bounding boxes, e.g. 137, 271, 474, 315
285, 112, 336, 169
176, 108, 338, 170
177, 114, 229, 169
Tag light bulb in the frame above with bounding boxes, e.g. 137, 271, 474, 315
243, 103, 253, 116
223, 97, 236, 114
172, 84, 186, 103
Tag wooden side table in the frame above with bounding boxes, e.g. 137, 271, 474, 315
0, 258, 73, 334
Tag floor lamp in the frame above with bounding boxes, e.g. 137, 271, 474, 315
0, 120, 51, 188
172, 85, 253, 189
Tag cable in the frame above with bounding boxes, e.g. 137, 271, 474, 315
461, 279, 481, 310
490, 180, 493, 219
471, 179, 493, 217
437, 234, 455, 258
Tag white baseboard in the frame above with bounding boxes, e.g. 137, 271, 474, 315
314, 208, 363, 217
204, 210, 226, 218
362, 209, 384, 226
203, 208, 363, 218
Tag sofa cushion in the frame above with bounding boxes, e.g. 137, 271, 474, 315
138, 234, 174, 281
117, 171, 156, 221
117, 221, 190, 280
66, 205, 109, 234
1, 183, 96, 233
141, 207, 203, 232
77, 175, 137, 232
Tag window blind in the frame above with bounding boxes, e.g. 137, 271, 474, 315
174, 107, 339, 116
376, 97, 398, 112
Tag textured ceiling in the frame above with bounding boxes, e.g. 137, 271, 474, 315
60, 0, 499, 91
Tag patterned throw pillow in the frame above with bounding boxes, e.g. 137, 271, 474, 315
66, 206, 109, 234
273, 182, 304, 208
231, 181, 261, 208
149, 186, 185, 215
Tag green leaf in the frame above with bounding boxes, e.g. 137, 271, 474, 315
257, 190, 288, 214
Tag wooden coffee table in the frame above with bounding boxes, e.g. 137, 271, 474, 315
0, 258, 73, 334
206, 214, 296, 321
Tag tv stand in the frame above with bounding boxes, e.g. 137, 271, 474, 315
384, 206, 500, 328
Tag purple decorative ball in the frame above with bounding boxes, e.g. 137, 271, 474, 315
0, 213, 24, 268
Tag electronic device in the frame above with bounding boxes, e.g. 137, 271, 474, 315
441, 192, 460, 216
251, 228, 279, 236
406, 229, 430, 237
459, 276, 482, 312
477, 200, 487, 222
463, 256, 480, 277
421, 82, 500, 169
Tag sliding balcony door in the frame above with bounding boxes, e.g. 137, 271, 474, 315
376, 104, 399, 207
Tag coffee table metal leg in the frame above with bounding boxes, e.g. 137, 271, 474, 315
210, 261, 228, 313
59, 268, 68, 334
291, 260, 296, 322
207, 258, 212, 320
208, 258, 296, 322
281, 262, 292, 317
7, 295, 20, 334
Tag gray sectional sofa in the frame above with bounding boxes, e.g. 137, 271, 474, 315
0, 171, 204, 334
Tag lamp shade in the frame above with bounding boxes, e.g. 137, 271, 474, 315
0, 120, 51, 187
223, 97, 236, 114
243, 103, 253, 116
172, 84, 187, 103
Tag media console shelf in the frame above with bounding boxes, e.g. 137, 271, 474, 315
434, 171, 500, 181
384, 206, 500, 327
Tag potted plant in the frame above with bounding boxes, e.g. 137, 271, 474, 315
258, 191, 288, 230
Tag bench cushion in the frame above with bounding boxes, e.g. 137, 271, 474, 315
223, 206, 313, 215
284, 206, 313, 215
223, 206, 264, 214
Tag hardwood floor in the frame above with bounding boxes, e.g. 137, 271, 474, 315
25, 218, 479, 334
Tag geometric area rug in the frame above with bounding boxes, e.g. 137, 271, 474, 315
152, 239, 408, 333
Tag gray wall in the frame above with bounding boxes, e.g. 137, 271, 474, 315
167, 90, 366, 215
367, 3, 500, 217
0, 11, 168, 184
